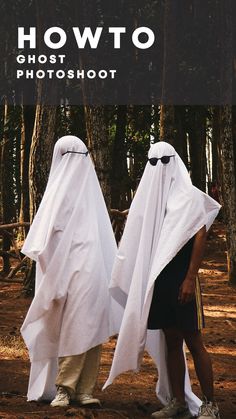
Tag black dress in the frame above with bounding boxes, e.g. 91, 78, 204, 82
147, 235, 204, 331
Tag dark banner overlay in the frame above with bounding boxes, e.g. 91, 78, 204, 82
0, 0, 235, 105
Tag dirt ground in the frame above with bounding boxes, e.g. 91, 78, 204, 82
0, 222, 236, 419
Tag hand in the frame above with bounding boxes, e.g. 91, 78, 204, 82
178, 277, 196, 304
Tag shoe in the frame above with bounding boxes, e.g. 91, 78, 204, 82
197, 399, 220, 418
50, 386, 70, 407
151, 398, 192, 418
76, 393, 101, 407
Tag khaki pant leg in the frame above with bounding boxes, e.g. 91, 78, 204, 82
55, 353, 86, 395
76, 345, 102, 396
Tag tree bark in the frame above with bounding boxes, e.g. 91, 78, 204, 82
22, 0, 58, 295
29, 104, 57, 221
160, 105, 188, 167
175, 106, 188, 166
152, 105, 160, 143
19, 105, 35, 234
84, 106, 111, 208
232, 106, 236, 181
23, 102, 57, 295
217, 2, 236, 285
212, 107, 220, 184
160, 105, 175, 144
218, 106, 236, 285
75, 0, 112, 208
161, 0, 179, 104
111, 105, 129, 209
188, 107, 207, 191
0, 98, 15, 273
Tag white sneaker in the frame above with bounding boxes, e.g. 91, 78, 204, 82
50, 386, 70, 407
197, 399, 220, 418
151, 398, 192, 418
76, 393, 101, 407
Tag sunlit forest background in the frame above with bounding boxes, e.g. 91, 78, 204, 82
0, 0, 236, 292
0, 1, 236, 417
0, 104, 236, 292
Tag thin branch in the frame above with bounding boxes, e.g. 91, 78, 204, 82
0, 278, 23, 283
7, 256, 28, 279
0, 222, 30, 230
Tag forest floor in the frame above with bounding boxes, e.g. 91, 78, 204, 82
0, 222, 236, 419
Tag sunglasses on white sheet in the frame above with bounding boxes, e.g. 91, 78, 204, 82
148, 155, 175, 166
62, 150, 89, 156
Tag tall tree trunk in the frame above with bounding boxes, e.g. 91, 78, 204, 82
23, 101, 57, 295
212, 107, 220, 184
19, 105, 35, 236
29, 0, 59, 220
76, 1, 112, 207
0, 98, 15, 273
160, 1, 180, 147
218, 106, 236, 285
160, 105, 188, 167
175, 106, 188, 166
152, 105, 160, 143
22, 0, 58, 294
68, 106, 86, 141
232, 107, 236, 178
29, 104, 57, 221
161, 0, 179, 104
111, 105, 129, 209
84, 106, 111, 208
217, 1, 235, 285
188, 107, 207, 191
160, 105, 175, 144
15, 108, 22, 219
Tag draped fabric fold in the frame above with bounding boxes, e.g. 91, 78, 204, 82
104, 141, 220, 416
21, 135, 122, 401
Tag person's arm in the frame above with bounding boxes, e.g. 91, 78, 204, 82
178, 225, 207, 304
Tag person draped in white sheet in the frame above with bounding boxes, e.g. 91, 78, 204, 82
21, 135, 121, 407
104, 141, 221, 419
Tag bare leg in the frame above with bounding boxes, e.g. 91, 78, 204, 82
163, 328, 185, 404
184, 330, 214, 401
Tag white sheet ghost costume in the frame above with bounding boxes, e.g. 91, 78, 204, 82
21, 135, 121, 401
103, 141, 221, 416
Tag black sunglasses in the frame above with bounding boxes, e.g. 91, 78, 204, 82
62, 150, 89, 156
148, 155, 175, 166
